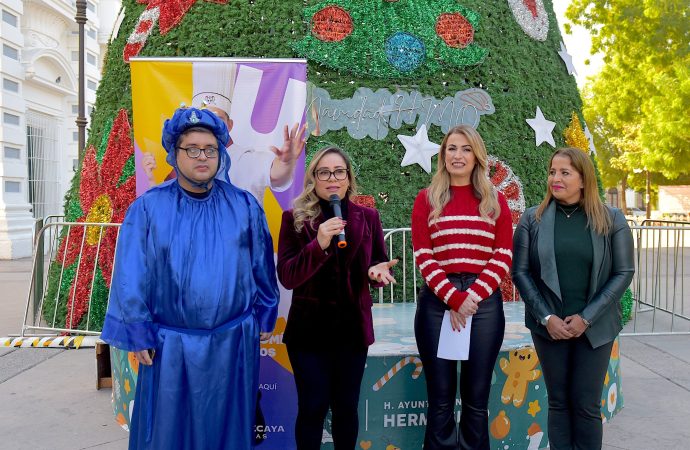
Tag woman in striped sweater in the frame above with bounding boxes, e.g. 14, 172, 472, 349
412, 125, 513, 450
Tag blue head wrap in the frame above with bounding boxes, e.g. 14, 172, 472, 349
161, 107, 232, 188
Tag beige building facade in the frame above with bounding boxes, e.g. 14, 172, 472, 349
0, 0, 120, 258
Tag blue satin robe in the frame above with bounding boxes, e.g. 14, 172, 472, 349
101, 179, 279, 449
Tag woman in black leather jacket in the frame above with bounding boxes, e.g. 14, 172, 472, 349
512, 147, 634, 450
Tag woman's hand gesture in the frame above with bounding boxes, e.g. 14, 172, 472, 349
368, 259, 399, 285
545, 315, 575, 340
316, 217, 346, 250
457, 297, 479, 318
563, 314, 588, 338
449, 309, 468, 330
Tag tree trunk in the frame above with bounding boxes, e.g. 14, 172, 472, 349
620, 175, 628, 213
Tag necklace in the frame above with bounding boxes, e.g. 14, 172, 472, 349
557, 205, 580, 218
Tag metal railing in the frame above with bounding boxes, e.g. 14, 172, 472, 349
378, 228, 418, 303
22, 220, 690, 337
379, 222, 690, 335
624, 221, 690, 335
377, 227, 522, 303
22, 221, 121, 337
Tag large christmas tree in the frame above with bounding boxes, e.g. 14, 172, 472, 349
50, 0, 588, 328
95, 0, 585, 223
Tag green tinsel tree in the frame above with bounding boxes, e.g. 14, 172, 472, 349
54, 0, 593, 330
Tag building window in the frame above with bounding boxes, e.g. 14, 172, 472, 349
86, 1, 96, 12
71, 51, 79, 62
87, 28, 96, 39
87, 105, 94, 115
73, 131, 79, 141
3, 78, 19, 93
72, 105, 78, 115
4, 146, 21, 159
3, 44, 19, 61
87, 79, 97, 91
27, 110, 62, 219
2, 10, 17, 27
3, 112, 20, 126
4, 181, 21, 193
87, 52, 96, 66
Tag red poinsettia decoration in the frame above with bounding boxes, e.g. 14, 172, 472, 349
56, 109, 136, 329
124, 0, 228, 61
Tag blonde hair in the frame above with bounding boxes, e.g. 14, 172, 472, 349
535, 147, 611, 234
292, 146, 358, 232
427, 125, 499, 222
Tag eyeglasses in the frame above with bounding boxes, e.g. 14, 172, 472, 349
176, 146, 219, 159
315, 168, 349, 181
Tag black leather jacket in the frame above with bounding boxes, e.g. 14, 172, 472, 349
512, 201, 635, 348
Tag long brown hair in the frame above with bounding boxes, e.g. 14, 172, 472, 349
535, 147, 611, 234
427, 125, 499, 222
292, 146, 358, 232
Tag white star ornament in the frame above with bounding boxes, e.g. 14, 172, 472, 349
526, 107, 556, 147
584, 124, 596, 155
397, 124, 440, 173
558, 41, 577, 76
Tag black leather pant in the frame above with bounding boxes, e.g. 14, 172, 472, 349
531, 332, 614, 450
415, 273, 505, 450
286, 346, 368, 450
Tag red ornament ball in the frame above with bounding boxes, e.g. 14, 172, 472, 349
435, 12, 474, 49
351, 195, 376, 209
311, 6, 354, 43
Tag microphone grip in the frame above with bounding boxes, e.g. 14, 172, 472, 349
332, 202, 343, 219
330, 196, 347, 248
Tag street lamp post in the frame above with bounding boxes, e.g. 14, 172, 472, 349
75, 0, 87, 161
646, 169, 651, 220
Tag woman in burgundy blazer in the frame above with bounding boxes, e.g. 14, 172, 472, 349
277, 146, 396, 450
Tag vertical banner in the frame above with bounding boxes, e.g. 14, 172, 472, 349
116, 58, 307, 447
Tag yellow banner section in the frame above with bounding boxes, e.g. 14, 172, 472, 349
131, 61, 193, 184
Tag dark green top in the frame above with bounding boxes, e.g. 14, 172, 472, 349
554, 203, 593, 317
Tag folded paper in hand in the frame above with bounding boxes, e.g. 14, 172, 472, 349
437, 311, 472, 360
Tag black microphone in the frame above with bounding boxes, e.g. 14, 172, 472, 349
329, 194, 347, 248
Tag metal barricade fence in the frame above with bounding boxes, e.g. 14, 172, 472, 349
21, 221, 690, 337
378, 228, 418, 303
22, 221, 121, 337
379, 224, 690, 335
377, 227, 522, 303
624, 221, 690, 335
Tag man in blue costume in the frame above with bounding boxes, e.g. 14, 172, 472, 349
101, 106, 279, 449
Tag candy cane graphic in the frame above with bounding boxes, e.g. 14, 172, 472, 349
123, 7, 160, 62
487, 155, 525, 301
372, 356, 423, 391
488, 155, 525, 225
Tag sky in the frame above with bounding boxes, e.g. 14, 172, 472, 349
552, 0, 604, 87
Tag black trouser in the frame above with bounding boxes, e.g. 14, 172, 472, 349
531, 332, 613, 450
286, 345, 368, 450
415, 274, 505, 450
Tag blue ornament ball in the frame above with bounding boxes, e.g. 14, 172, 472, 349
385, 32, 426, 73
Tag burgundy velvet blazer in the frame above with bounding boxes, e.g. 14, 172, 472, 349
277, 200, 390, 347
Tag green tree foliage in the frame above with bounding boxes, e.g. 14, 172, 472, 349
566, 0, 690, 180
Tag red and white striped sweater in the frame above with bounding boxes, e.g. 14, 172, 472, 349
411, 184, 513, 311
